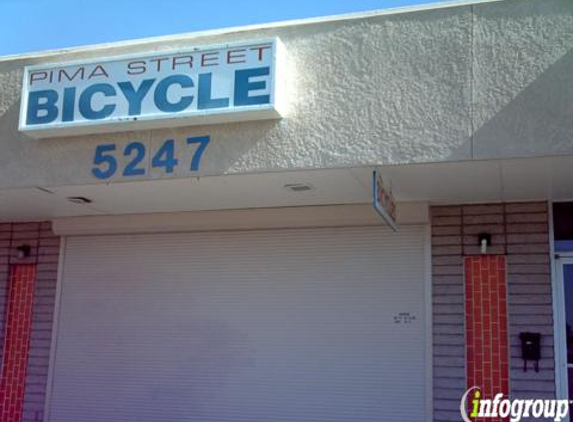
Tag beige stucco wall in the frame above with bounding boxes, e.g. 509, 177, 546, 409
0, 0, 571, 190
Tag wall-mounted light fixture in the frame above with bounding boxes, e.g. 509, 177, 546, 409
478, 233, 492, 254
16, 244, 31, 259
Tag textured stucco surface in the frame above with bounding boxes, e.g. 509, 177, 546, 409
472, 0, 573, 158
0, 0, 571, 189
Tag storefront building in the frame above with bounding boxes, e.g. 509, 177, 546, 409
0, 0, 572, 421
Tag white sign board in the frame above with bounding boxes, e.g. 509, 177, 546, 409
19, 38, 284, 138
372, 169, 398, 231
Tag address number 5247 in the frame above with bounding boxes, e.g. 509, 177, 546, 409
92, 136, 210, 180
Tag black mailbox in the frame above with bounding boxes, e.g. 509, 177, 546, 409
519, 332, 541, 372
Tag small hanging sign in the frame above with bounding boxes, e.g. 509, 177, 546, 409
372, 169, 397, 231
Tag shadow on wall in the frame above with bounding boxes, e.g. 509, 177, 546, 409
471, 48, 573, 160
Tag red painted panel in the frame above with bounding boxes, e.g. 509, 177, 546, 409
465, 255, 509, 422
0, 264, 37, 422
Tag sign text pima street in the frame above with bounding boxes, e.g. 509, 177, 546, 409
19, 38, 284, 138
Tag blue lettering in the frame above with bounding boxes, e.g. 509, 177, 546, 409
26, 90, 59, 125
198, 73, 229, 110
62, 87, 76, 122
234, 67, 270, 106
154, 75, 194, 113
79, 83, 117, 120
118, 79, 155, 116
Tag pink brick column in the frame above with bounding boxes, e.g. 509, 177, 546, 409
0, 264, 37, 422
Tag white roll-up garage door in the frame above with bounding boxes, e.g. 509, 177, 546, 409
47, 225, 428, 422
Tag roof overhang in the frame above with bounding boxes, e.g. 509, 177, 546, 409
0, 155, 571, 223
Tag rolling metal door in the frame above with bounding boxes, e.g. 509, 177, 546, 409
48, 225, 428, 422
